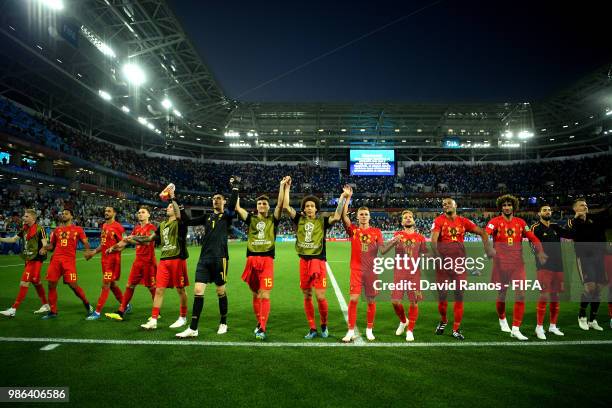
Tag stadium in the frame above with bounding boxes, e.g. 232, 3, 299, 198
0, 0, 610, 406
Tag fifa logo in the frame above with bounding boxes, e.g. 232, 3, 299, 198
256, 221, 266, 239
304, 222, 314, 243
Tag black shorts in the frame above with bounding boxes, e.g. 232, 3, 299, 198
195, 257, 228, 285
576, 256, 606, 284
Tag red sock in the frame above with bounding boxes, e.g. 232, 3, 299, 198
408, 303, 419, 331
34, 284, 47, 305
12, 286, 29, 310
111, 285, 123, 303
536, 301, 547, 325
120, 287, 135, 312
608, 302, 612, 318
392, 303, 406, 323
550, 301, 560, 325
366, 303, 376, 329
180, 305, 188, 318
317, 299, 328, 326
438, 300, 448, 323
152, 306, 160, 319
453, 301, 464, 331
304, 298, 315, 329
49, 287, 58, 313
72, 286, 89, 305
512, 301, 525, 327
496, 300, 506, 319
348, 299, 358, 329
252, 297, 261, 323
96, 287, 110, 313
259, 298, 270, 331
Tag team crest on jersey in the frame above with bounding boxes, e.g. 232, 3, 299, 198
358, 232, 372, 244
448, 226, 461, 240
506, 228, 515, 237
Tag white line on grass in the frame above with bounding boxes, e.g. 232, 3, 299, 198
325, 262, 365, 344
39, 343, 60, 351
2, 337, 611, 348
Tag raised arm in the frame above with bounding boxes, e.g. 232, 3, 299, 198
170, 188, 181, 221
341, 184, 352, 230
235, 197, 249, 222
274, 177, 288, 220
328, 189, 348, 225
283, 176, 297, 219
227, 176, 239, 216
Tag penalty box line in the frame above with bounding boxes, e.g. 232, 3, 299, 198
0, 337, 611, 348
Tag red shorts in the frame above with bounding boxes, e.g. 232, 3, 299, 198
101, 255, 121, 283
46, 257, 78, 284
156, 259, 189, 288
128, 259, 157, 287
299, 258, 327, 290
391, 270, 422, 302
241, 256, 274, 292
491, 260, 526, 285
537, 269, 564, 293
21, 260, 43, 284
349, 268, 378, 297
606, 255, 612, 287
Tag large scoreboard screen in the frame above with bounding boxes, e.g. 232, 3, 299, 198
349, 150, 396, 176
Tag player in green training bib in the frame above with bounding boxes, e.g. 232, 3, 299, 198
283, 176, 350, 339
233, 176, 287, 340
0, 209, 49, 318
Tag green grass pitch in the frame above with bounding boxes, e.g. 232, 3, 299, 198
0, 242, 610, 407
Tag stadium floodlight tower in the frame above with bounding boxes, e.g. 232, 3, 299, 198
39, 0, 64, 11
122, 63, 146, 87
161, 98, 173, 110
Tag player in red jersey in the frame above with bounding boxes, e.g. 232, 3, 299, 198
486, 194, 547, 341
380, 210, 428, 342
340, 185, 384, 342
105, 206, 158, 321
431, 198, 495, 340
83, 207, 125, 320
0, 209, 49, 318
41, 209, 94, 319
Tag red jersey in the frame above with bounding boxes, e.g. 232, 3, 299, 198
50, 224, 87, 259
101, 221, 125, 259
485, 216, 542, 262
431, 214, 478, 243
345, 224, 383, 271
133, 223, 157, 263
393, 230, 428, 259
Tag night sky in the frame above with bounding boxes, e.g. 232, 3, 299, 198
168, 0, 611, 103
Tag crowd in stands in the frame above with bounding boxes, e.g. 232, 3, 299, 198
1, 94, 610, 236
2, 96, 610, 201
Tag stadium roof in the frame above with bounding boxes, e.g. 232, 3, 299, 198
0, 0, 610, 162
